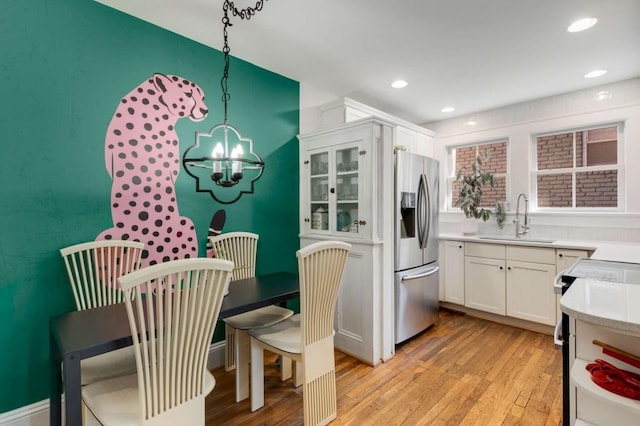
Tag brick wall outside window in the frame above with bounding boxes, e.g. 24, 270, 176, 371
537, 173, 572, 207
534, 125, 619, 209
577, 170, 617, 207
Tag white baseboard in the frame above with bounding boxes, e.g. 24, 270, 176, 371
0, 400, 50, 426
0, 342, 226, 426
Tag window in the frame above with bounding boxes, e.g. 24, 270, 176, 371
448, 140, 508, 209
533, 124, 621, 209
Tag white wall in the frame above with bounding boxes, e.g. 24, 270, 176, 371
299, 83, 340, 134
425, 77, 640, 242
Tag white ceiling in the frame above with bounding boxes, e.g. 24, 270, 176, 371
95, 0, 640, 124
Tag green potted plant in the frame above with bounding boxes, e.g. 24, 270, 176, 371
494, 200, 507, 229
455, 151, 496, 235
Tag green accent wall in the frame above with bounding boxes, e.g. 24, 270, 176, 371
0, 0, 299, 413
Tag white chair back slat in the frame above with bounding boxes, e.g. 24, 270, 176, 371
118, 258, 233, 423
209, 232, 258, 281
60, 240, 144, 311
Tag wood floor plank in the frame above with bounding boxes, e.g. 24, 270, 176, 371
205, 309, 563, 425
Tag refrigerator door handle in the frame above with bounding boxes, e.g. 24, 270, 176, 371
401, 266, 439, 281
417, 174, 429, 249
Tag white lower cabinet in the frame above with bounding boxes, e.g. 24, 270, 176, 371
464, 256, 506, 315
505, 245, 557, 326
301, 237, 384, 366
506, 260, 556, 325
333, 244, 376, 363
442, 241, 465, 305
448, 240, 581, 327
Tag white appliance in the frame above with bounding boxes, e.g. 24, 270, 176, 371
394, 151, 439, 344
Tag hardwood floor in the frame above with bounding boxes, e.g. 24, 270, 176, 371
205, 309, 563, 425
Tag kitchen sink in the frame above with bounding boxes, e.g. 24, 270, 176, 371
477, 236, 556, 244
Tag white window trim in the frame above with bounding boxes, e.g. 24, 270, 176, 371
531, 122, 624, 212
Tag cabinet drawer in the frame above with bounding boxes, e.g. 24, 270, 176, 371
507, 245, 555, 264
465, 242, 505, 259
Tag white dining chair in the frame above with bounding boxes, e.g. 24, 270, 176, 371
249, 240, 351, 425
209, 231, 294, 402
60, 240, 144, 385
81, 257, 233, 425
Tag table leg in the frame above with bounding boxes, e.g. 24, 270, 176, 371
49, 325, 62, 426
62, 352, 83, 426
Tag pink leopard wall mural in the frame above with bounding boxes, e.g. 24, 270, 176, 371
97, 73, 208, 266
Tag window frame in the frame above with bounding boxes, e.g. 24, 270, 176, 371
531, 122, 624, 212
446, 139, 509, 212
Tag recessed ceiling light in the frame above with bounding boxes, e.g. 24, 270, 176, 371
567, 18, 598, 33
593, 90, 612, 101
391, 80, 408, 89
464, 119, 477, 126
584, 69, 607, 78
441, 106, 455, 113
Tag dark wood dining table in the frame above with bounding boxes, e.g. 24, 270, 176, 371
49, 271, 299, 426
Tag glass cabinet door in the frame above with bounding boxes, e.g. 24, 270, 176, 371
309, 152, 329, 231
335, 146, 359, 234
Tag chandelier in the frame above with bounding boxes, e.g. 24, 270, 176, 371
182, 0, 268, 204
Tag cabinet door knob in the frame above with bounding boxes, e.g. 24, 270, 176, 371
330, 187, 335, 194
558, 253, 564, 258
459, 245, 462, 249
359, 220, 367, 225
303, 160, 309, 165
507, 266, 511, 270
304, 218, 310, 222
499, 266, 503, 270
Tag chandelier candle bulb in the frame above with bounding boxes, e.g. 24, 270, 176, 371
231, 145, 243, 180
212, 143, 224, 175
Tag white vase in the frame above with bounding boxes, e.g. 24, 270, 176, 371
462, 217, 478, 235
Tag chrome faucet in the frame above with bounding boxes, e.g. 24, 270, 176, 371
514, 193, 529, 238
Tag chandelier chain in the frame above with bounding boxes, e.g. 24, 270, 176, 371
221, 0, 269, 123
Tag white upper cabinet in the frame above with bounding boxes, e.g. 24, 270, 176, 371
318, 97, 435, 157
300, 119, 393, 242
395, 126, 434, 157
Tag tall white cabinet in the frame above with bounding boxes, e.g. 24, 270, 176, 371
298, 118, 395, 365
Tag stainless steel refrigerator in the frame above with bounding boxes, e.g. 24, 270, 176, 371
394, 151, 439, 344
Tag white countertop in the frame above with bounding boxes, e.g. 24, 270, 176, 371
560, 277, 640, 335
440, 233, 640, 261
439, 233, 640, 333
442, 233, 619, 251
